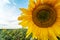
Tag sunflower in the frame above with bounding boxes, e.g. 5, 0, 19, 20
18, 0, 60, 40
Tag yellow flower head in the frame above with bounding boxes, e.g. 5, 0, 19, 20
18, 0, 60, 40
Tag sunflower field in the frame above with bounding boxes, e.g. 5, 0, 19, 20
0, 29, 32, 40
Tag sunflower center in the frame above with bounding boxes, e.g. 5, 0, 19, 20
32, 5, 57, 28
37, 9, 50, 22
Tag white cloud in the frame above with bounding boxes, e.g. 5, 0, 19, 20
0, 0, 21, 29
0, 0, 10, 7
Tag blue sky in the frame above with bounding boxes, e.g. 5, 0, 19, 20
0, 0, 28, 29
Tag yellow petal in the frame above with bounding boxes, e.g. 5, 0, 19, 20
52, 18, 60, 37
20, 8, 32, 15
53, 17, 60, 25
18, 15, 32, 21
18, 15, 26, 20
28, 0, 35, 11
53, 26, 60, 38
54, 3, 60, 17
54, 0, 60, 6
19, 20, 29, 27
43, 0, 56, 5
39, 28, 48, 40
54, 3, 60, 8
26, 21, 39, 38
56, 9, 60, 17
26, 22, 33, 38
48, 28, 58, 40
26, 29, 31, 38
32, 26, 40, 39
35, 0, 41, 5
32, 34, 37, 39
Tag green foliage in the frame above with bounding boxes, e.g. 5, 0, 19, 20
0, 29, 32, 40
